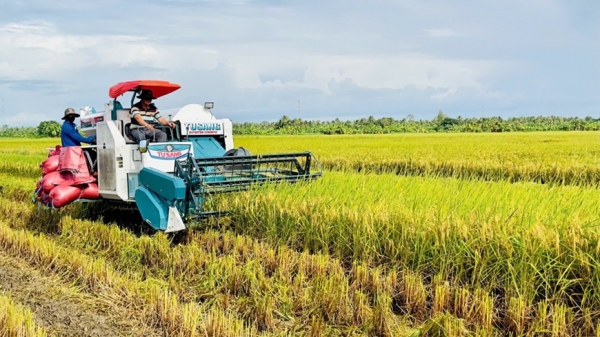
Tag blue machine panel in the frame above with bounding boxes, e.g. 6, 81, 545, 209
135, 186, 168, 230
138, 167, 186, 202
190, 137, 226, 158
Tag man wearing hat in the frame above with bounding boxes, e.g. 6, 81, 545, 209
129, 89, 175, 143
60, 108, 96, 147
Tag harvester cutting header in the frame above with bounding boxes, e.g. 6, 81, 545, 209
35, 80, 322, 233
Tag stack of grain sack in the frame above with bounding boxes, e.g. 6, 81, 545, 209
34, 145, 100, 208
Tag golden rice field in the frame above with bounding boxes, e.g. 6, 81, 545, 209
1, 131, 600, 336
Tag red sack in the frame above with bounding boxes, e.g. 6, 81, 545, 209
48, 145, 62, 157
57, 170, 96, 186
41, 171, 77, 193
42, 171, 64, 193
49, 185, 83, 208
80, 183, 100, 199
58, 146, 86, 171
57, 147, 94, 185
41, 155, 59, 175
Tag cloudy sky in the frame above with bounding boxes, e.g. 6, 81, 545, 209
0, 0, 598, 126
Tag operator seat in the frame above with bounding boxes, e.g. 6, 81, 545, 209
124, 123, 136, 142
114, 100, 136, 143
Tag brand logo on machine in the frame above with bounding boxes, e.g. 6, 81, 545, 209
148, 144, 190, 160
185, 122, 223, 135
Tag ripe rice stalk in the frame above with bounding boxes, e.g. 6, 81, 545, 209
505, 295, 531, 335
580, 307, 597, 337
551, 303, 570, 337
290, 271, 309, 315
352, 290, 372, 327
255, 294, 275, 332
529, 299, 550, 334
307, 314, 326, 337
432, 274, 451, 315
0, 293, 50, 337
398, 271, 427, 320
471, 288, 494, 331
311, 268, 351, 325
371, 293, 393, 337
452, 288, 471, 322
201, 306, 255, 337
418, 312, 470, 337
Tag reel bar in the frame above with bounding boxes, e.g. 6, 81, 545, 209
173, 151, 322, 220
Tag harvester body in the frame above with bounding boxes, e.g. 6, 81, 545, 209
51, 80, 322, 232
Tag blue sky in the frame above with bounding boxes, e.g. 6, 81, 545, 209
0, 0, 598, 126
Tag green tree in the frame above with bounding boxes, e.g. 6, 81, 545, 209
433, 110, 448, 124
275, 115, 291, 129
37, 121, 61, 137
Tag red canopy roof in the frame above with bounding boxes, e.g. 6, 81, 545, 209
108, 80, 181, 99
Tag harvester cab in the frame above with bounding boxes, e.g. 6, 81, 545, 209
55, 80, 322, 233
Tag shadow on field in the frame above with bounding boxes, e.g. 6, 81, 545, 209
69, 201, 191, 245
71, 201, 152, 235
0, 185, 192, 246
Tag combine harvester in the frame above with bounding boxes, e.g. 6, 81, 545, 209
35, 80, 322, 233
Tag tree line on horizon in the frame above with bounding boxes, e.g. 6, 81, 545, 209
2, 111, 600, 138
235, 111, 600, 135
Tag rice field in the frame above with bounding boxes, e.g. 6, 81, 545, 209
1, 131, 600, 336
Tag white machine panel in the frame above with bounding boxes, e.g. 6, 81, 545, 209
141, 142, 193, 173
171, 103, 234, 150
181, 121, 224, 136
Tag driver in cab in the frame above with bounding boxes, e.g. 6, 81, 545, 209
129, 89, 175, 143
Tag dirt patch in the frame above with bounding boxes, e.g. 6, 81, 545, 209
0, 253, 164, 337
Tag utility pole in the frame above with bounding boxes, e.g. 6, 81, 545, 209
298, 100, 301, 118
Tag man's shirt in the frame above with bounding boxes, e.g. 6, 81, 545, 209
61, 121, 95, 147
130, 102, 162, 127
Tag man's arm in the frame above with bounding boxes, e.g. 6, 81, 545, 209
62, 123, 95, 143
152, 108, 175, 128
157, 116, 175, 128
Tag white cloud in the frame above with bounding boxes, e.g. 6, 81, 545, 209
0, 14, 504, 100
0, 20, 219, 80
224, 53, 500, 97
